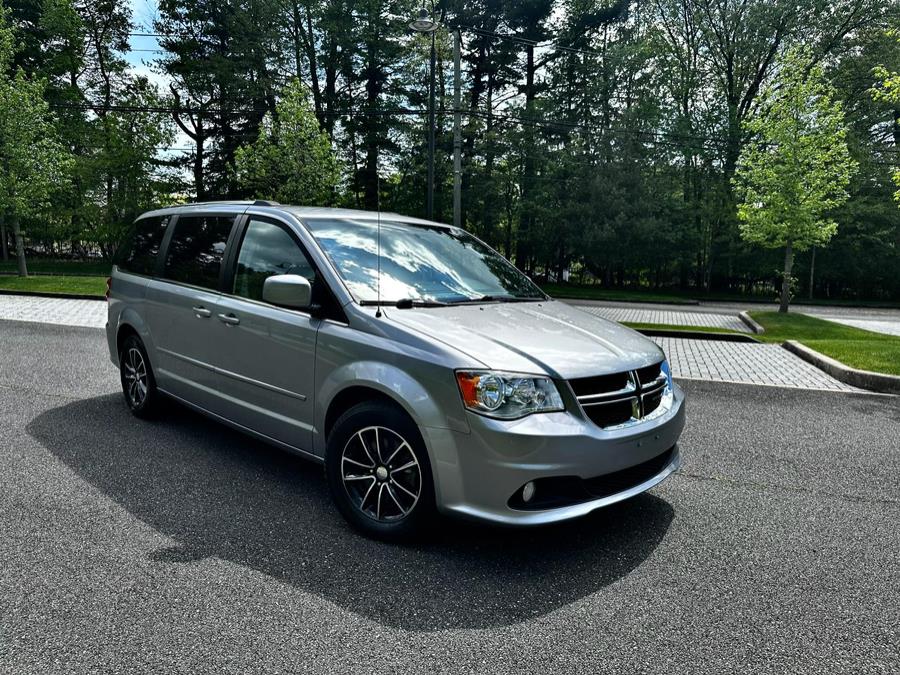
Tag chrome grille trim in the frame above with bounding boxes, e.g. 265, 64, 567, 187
570, 362, 669, 429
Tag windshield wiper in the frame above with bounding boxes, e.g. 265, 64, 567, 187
359, 299, 448, 309
444, 295, 545, 305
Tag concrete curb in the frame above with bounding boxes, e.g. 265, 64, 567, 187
0, 289, 106, 302
636, 328, 761, 343
738, 311, 765, 334
782, 340, 900, 395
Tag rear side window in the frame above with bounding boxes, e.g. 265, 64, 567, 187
233, 218, 315, 301
116, 216, 170, 275
162, 215, 235, 289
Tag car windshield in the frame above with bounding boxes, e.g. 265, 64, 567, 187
304, 218, 545, 305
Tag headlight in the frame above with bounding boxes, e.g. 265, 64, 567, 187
455, 371, 564, 419
661, 359, 673, 392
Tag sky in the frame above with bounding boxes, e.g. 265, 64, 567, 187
125, 0, 195, 160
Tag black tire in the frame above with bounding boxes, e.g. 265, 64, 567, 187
118, 334, 161, 418
326, 401, 436, 542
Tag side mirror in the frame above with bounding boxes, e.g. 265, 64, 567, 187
262, 274, 312, 309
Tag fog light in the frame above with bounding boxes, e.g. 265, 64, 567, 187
522, 481, 536, 503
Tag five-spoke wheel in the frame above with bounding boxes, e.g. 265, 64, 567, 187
118, 333, 160, 417
123, 346, 149, 408
327, 402, 435, 540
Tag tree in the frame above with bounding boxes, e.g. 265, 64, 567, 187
872, 29, 900, 203
234, 79, 340, 204
0, 5, 72, 275
155, 0, 285, 198
733, 47, 857, 312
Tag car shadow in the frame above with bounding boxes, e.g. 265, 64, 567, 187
28, 394, 675, 631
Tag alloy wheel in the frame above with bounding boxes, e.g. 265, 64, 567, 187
340, 426, 422, 522
123, 346, 148, 408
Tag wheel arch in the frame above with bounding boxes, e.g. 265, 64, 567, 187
316, 362, 448, 452
323, 386, 407, 442
114, 308, 154, 368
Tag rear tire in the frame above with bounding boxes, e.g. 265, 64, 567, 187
326, 401, 436, 542
119, 334, 161, 418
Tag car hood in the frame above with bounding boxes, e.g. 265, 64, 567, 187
384, 300, 664, 379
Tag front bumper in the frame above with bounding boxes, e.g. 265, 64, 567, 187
425, 383, 685, 526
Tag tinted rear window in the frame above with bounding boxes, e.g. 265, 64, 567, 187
162, 215, 235, 289
116, 216, 170, 275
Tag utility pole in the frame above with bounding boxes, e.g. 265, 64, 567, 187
452, 29, 462, 229
410, 6, 440, 221
427, 30, 436, 220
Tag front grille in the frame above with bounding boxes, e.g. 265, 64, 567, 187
569, 360, 667, 429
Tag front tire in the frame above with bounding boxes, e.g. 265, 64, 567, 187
326, 401, 436, 541
119, 334, 161, 418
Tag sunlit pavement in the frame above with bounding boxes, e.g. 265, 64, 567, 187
652, 337, 859, 392
2, 319, 898, 673
0, 294, 106, 328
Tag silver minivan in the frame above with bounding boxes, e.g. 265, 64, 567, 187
107, 202, 685, 540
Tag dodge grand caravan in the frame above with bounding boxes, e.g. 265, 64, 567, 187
107, 202, 685, 540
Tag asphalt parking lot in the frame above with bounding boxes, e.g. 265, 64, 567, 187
1, 319, 898, 674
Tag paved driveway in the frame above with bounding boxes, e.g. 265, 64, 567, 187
2, 320, 898, 673
805, 313, 900, 337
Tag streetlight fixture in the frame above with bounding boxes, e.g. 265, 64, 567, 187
409, 4, 440, 221
409, 7, 439, 33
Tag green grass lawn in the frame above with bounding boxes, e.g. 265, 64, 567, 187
0, 274, 107, 296
0, 259, 112, 276
749, 311, 900, 376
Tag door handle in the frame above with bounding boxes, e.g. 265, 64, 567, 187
192, 306, 212, 318
217, 313, 241, 326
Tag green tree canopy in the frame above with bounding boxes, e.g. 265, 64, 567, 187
234, 79, 340, 205
0, 4, 72, 274
872, 29, 900, 203
733, 47, 858, 311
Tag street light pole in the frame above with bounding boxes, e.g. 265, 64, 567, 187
452, 29, 462, 229
409, 6, 440, 221
427, 30, 436, 221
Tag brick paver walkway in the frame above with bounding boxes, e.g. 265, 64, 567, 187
0, 295, 106, 328
0, 295, 861, 391
580, 305, 750, 332
652, 337, 859, 392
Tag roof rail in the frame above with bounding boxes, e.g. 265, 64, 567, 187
252, 199, 279, 206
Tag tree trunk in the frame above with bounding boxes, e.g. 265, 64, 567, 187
12, 215, 28, 277
0, 213, 8, 261
194, 127, 206, 200
780, 241, 794, 313
808, 246, 816, 301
